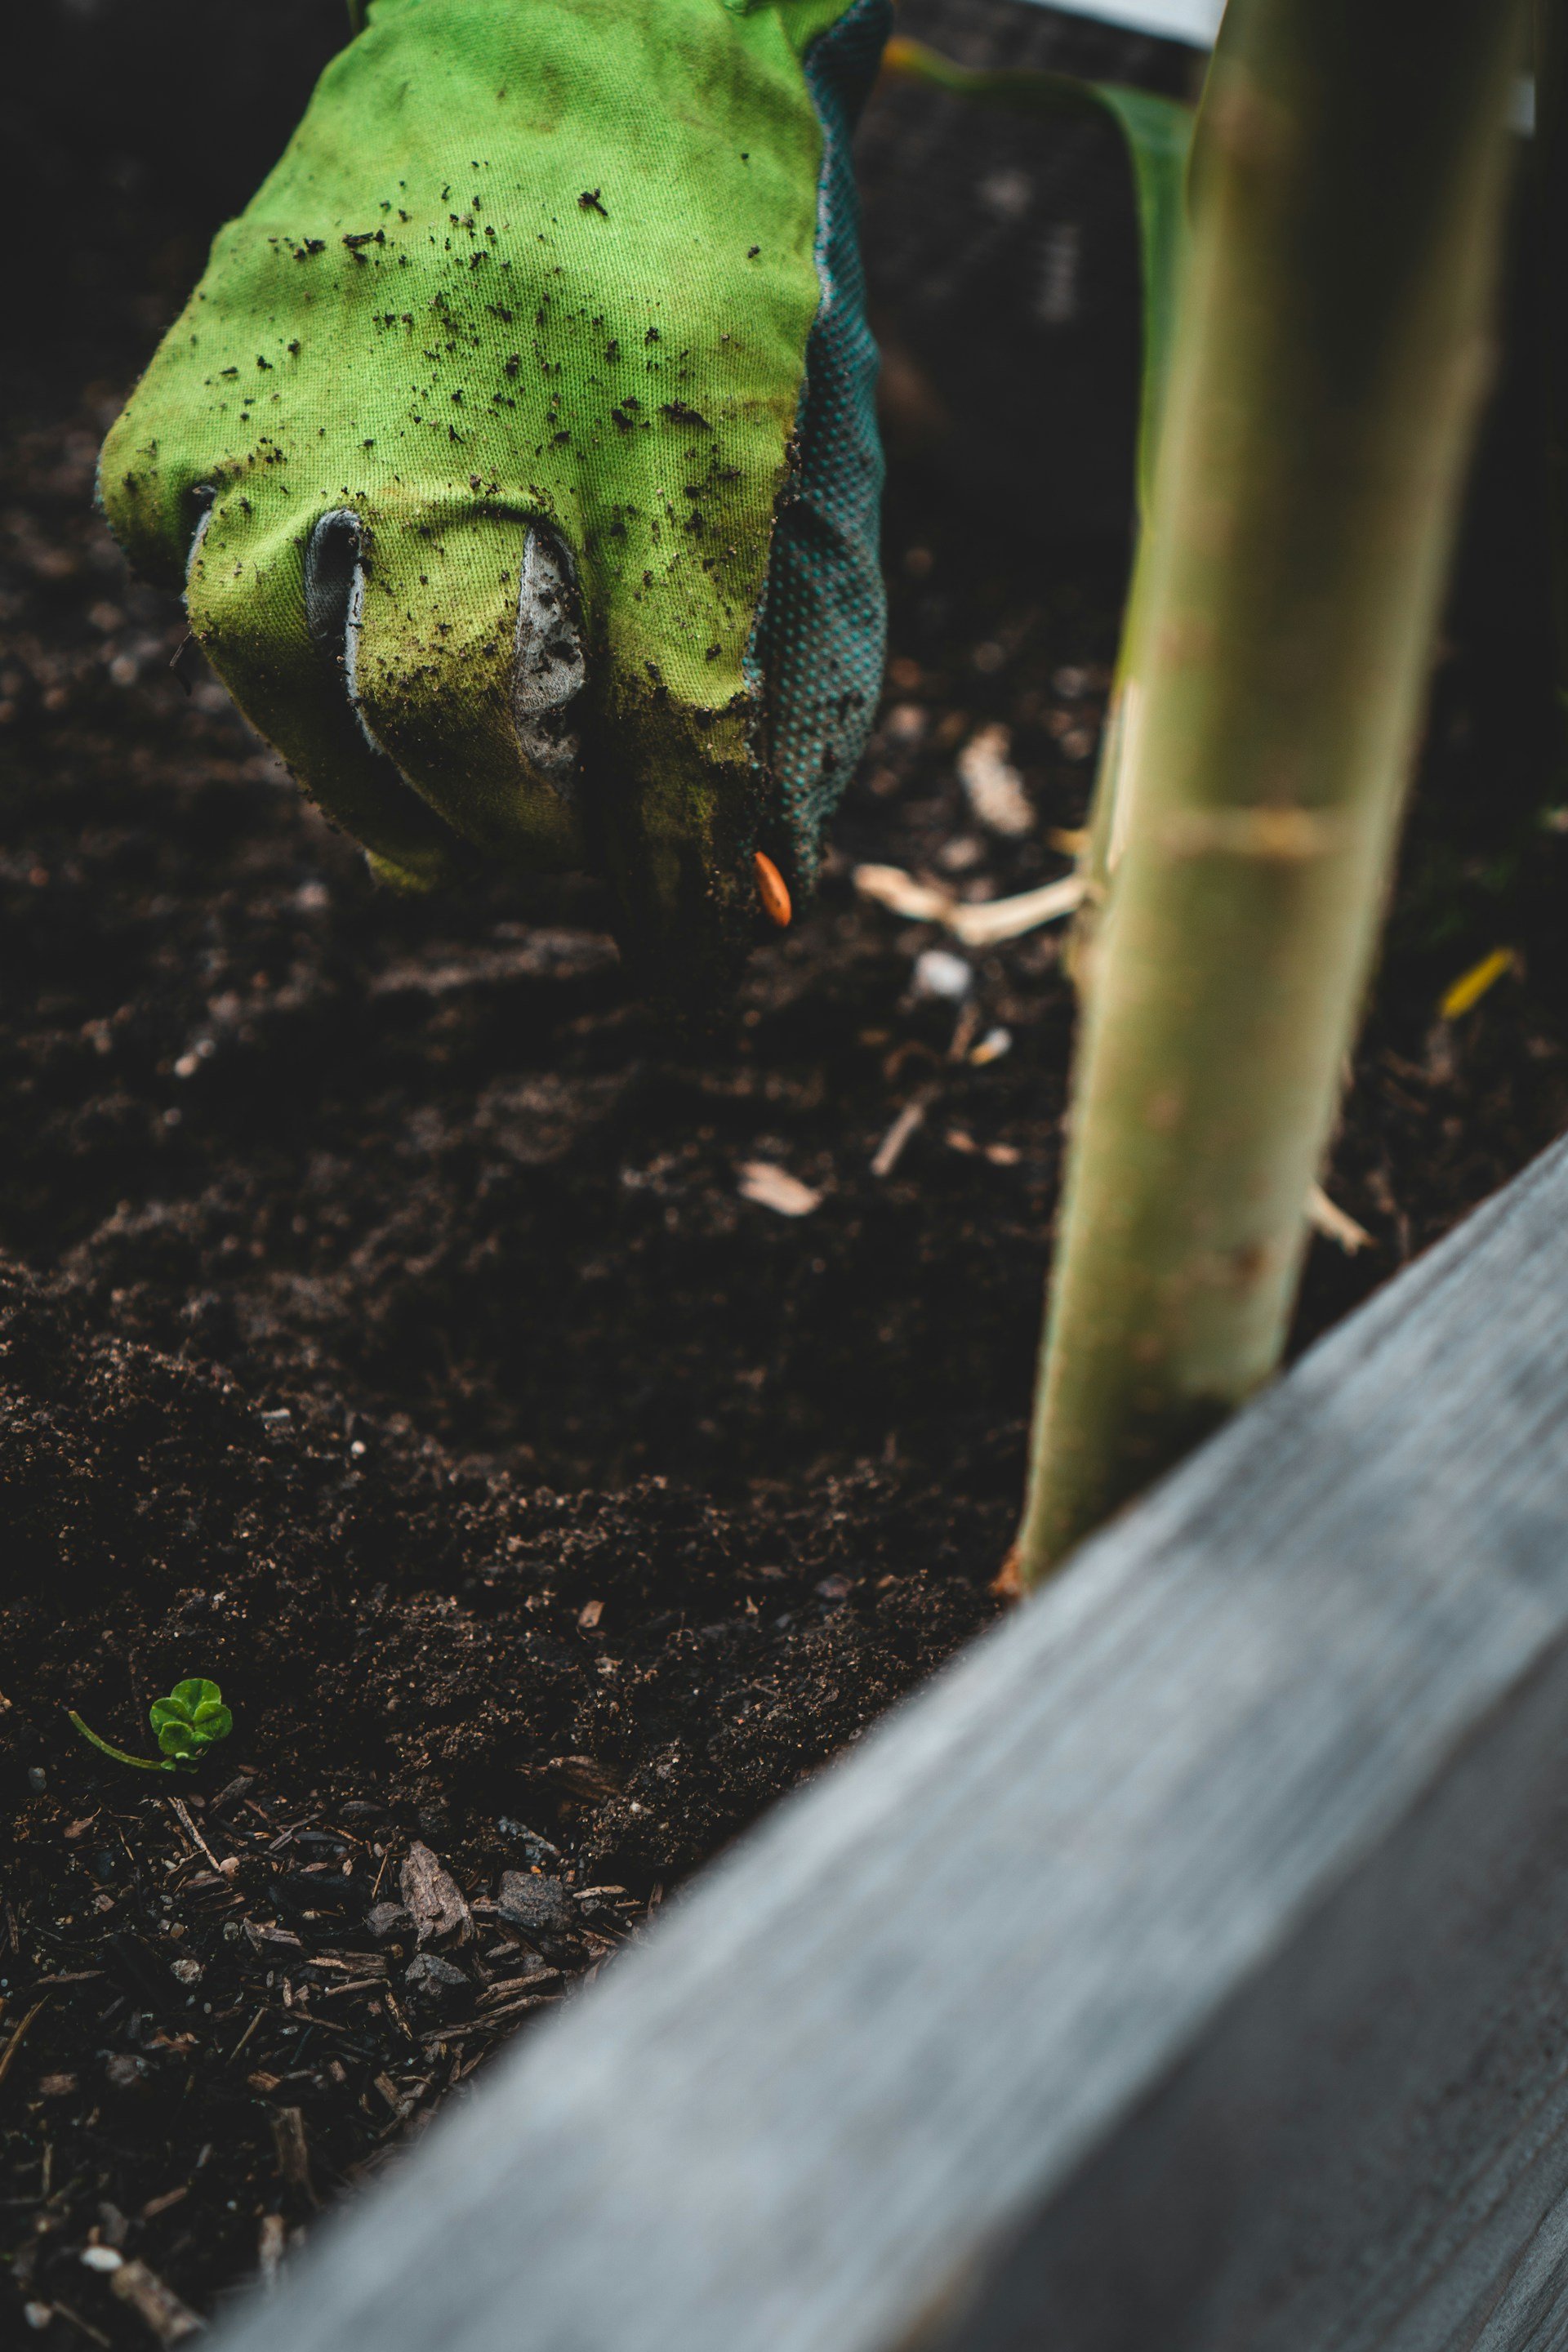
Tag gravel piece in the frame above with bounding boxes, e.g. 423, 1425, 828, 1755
403, 1953, 470, 2010
495, 1872, 582, 1964
400, 1843, 470, 1945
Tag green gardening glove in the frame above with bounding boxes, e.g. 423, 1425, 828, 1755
98, 0, 890, 1009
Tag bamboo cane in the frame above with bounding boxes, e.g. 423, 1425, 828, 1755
1016, 0, 1529, 1581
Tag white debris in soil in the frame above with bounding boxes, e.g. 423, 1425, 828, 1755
958, 724, 1033, 836
871, 1089, 938, 1179
911, 949, 973, 1002
737, 1162, 822, 1218
1306, 1181, 1375, 1254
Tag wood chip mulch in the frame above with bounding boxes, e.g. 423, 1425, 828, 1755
3, 1771, 648, 2341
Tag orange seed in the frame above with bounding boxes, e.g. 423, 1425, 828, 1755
754, 850, 791, 929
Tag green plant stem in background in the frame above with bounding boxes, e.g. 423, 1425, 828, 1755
880, 39, 1192, 519
881, 42, 1194, 973
1017, 0, 1529, 1581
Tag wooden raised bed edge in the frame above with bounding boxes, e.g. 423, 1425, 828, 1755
216, 1130, 1568, 2352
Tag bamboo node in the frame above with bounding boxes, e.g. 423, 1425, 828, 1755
1156, 805, 1351, 862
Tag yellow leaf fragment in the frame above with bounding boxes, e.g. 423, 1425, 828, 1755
1439, 945, 1515, 1022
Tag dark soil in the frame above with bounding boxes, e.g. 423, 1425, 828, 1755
6, 7, 1568, 2341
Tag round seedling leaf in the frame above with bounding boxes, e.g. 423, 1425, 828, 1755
170, 1677, 222, 1716
139, 1678, 234, 1768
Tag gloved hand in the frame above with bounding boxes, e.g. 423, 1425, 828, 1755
99, 0, 889, 1009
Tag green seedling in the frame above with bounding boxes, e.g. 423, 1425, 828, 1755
69, 1678, 234, 1775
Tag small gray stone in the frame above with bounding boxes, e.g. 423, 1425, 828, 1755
366, 1901, 414, 1943
495, 1872, 577, 1937
495, 1872, 581, 1962
497, 1819, 564, 1869
403, 1952, 469, 2009
400, 1842, 470, 1945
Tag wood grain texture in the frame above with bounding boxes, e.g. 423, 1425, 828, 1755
218, 1133, 1568, 2352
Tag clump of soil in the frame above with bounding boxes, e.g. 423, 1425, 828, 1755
6, 27, 1568, 2339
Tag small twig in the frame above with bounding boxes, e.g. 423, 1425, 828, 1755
948, 873, 1084, 947
947, 1000, 982, 1062
381, 1985, 417, 2042
421, 1993, 556, 2043
477, 1967, 559, 2007
0, 1997, 50, 2095
371, 2073, 431, 2136
109, 2259, 204, 2341
270, 2107, 317, 2206
256, 2212, 288, 2293
225, 2007, 266, 2068
47, 2301, 112, 2349
1306, 1181, 1375, 1255
871, 1085, 938, 1179
166, 1795, 228, 1876
853, 862, 1084, 946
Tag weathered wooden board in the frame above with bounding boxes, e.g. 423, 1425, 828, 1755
217, 1131, 1568, 2352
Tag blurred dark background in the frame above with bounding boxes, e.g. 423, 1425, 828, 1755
5, 0, 350, 410
3, 0, 1549, 599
